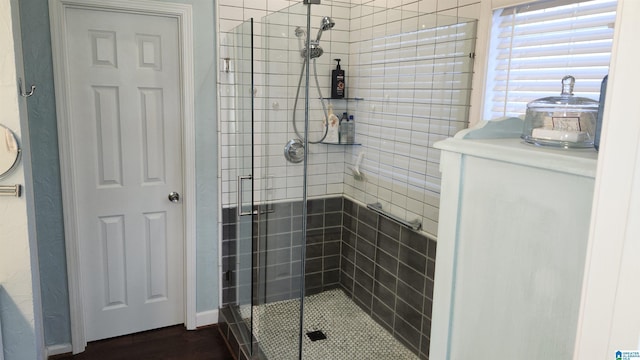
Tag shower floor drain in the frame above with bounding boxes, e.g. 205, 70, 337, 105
306, 330, 327, 342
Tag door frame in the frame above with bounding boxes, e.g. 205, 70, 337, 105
49, 0, 196, 353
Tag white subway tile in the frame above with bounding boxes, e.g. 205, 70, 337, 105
267, 0, 290, 12
407, 196, 423, 215
220, 5, 244, 21
422, 218, 438, 235
402, 2, 420, 12
458, 0, 479, 6
218, 0, 475, 237
423, 203, 439, 221
437, 0, 458, 11
418, 0, 437, 14
326, 183, 344, 194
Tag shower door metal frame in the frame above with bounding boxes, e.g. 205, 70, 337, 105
228, 16, 257, 355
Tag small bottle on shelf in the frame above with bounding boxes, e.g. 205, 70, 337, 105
331, 59, 345, 99
324, 103, 339, 143
347, 114, 355, 143
339, 112, 348, 144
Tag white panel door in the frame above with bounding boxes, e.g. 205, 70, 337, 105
64, 7, 184, 341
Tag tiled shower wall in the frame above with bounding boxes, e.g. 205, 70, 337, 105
340, 197, 436, 359
218, 0, 351, 209
221, 198, 343, 306
221, 196, 436, 359
217, 1, 481, 236
343, 4, 477, 236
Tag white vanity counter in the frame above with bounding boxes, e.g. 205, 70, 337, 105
430, 118, 597, 359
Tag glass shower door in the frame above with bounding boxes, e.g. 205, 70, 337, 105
227, 17, 254, 351
225, 12, 306, 358
248, 4, 308, 359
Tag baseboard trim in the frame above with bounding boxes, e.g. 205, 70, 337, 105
44, 314, 218, 358
195, 309, 219, 328
46, 343, 72, 358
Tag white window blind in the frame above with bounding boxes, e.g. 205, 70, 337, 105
485, 0, 617, 120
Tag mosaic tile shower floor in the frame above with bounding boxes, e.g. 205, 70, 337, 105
242, 289, 419, 359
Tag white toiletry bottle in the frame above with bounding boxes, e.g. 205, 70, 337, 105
339, 112, 348, 143
347, 114, 355, 143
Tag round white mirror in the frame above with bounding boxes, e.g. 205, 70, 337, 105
0, 124, 21, 180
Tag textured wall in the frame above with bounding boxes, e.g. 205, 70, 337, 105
19, 0, 219, 346
18, 0, 71, 346
0, 1, 41, 359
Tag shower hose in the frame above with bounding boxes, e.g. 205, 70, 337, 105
292, 58, 330, 144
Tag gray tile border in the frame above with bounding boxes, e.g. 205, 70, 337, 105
378, 232, 400, 257
325, 197, 343, 212
221, 197, 436, 358
399, 244, 427, 274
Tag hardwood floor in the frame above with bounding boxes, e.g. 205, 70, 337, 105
54, 325, 235, 360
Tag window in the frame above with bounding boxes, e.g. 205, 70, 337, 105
484, 0, 617, 120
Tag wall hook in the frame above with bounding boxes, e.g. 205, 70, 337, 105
18, 78, 36, 98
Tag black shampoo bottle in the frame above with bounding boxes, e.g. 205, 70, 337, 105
331, 59, 345, 99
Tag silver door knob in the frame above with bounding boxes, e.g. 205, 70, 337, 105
168, 192, 180, 203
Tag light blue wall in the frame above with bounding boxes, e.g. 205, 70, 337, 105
19, 0, 219, 346
185, 0, 219, 314
19, 0, 71, 346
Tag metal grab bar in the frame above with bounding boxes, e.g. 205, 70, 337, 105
0, 184, 21, 197
367, 202, 421, 231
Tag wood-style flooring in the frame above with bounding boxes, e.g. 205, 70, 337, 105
53, 325, 235, 360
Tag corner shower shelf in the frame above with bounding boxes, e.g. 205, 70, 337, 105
320, 142, 361, 146
321, 97, 365, 101
320, 97, 363, 145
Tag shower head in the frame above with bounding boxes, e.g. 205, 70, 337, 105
298, 16, 335, 59
301, 41, 324, 59
315, 16, 335, 42
320, 16, 335, 31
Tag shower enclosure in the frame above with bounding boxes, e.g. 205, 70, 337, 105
219, 1, 477, 359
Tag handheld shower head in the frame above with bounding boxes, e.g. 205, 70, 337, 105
320, 16, 335, 31
315, 16, 335, 41
298, 16, 336, 59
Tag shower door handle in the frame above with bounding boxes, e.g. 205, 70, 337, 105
237, 175, 254, 216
